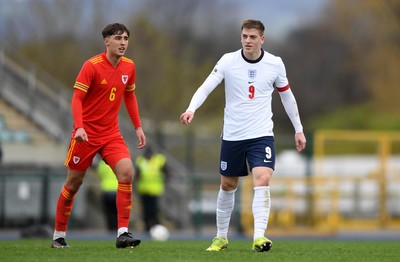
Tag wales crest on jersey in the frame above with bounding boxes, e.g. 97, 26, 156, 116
248, 69, 257, 79
122, 75, 128, 84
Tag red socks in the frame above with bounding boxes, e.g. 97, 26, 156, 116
55, 182, 132, 231
116, 182, 132, 228
55, 185, 76, 231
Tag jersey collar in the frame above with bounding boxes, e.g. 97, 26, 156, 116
241, 49, 264, 64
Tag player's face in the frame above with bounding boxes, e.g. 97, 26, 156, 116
104, 32, 129, 57
241, 28, 264, 57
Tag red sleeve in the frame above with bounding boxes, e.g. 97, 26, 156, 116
124, 90, 141, 128
276, 84, 290, 92
71, 89, 86, 129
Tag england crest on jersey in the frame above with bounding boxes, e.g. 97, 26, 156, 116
122, 75, 128, 84
248, 69, 257, 79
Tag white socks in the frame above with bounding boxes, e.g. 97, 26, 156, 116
117, 227, 128, 237
216, 186, 237, 239
252, 186, 271, 240
54, 228, 128, 239
215, 185, 270, 240
53, 230, 66, 240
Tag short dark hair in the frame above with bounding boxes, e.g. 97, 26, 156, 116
241, 19, 265, 35
102, 23, 130, 38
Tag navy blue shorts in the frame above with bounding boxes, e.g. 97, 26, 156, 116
219, 136, 275, 177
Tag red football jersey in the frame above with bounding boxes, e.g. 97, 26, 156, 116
73, 51, 136, 137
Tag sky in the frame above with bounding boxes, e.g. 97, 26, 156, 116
0, 0, 330, 38
231, 0, 329, 39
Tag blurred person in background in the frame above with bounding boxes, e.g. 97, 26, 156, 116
135, 146, 170, 233
97, 159, 118, 231
51, 23, 146, 249
180, 19, 306, 252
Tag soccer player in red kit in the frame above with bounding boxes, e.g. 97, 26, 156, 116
51, 23, 146, 249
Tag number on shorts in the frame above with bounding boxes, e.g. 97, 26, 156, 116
265, 146, 272, 159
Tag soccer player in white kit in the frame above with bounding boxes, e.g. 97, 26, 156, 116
180, 19, 306, 252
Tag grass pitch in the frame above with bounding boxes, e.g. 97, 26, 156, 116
0, 239, 398, 262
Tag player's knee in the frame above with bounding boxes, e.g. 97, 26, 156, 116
254, 174, 270, 187
66, 179, 83, 192
117, 169, 133, 182
221, 181, 238, 191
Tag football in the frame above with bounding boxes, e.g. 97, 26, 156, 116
149, 224, 170, 241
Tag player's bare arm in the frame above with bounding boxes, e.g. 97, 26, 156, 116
294, 132, 306, 152
180, 111, 194, 125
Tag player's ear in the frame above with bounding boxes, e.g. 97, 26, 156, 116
103, 37, 110, 46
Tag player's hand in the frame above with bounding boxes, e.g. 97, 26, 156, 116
74, 127, 88, 142
294, 132, 306, 152
135, 127, 146, 149
180, 111, 194, 125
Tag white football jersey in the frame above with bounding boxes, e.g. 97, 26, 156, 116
211, 49, 289, 140
187, 49, 289, 141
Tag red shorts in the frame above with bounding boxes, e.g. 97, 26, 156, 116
64, 132, 131, 171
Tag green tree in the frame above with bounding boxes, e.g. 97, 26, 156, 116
277, 0, 400, 131
328, 0, 400, 114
